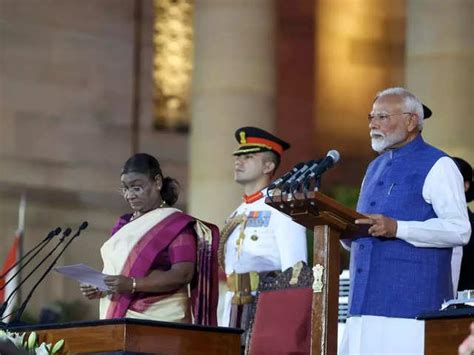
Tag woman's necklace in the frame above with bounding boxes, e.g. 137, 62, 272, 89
130, 200, 167, 222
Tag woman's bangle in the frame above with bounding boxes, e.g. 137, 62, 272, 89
131, 277, 137, 294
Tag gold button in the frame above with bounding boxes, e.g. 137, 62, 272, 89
250, 235, 258, 241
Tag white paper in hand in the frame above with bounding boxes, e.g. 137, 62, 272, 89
54, 263, 108, 291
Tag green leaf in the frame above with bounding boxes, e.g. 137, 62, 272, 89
51, 339, 65, 354
27, 331, 37, 350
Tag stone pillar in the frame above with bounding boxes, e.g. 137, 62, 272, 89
406, 0, 474, 162
313, 0, 406, 186
189, 0, 276, 224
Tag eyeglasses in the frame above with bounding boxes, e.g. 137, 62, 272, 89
368, 112, 412, 123
119, 185, 145, 197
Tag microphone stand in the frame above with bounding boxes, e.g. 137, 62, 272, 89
303, 173, 322, 201
0, 227, 61, 281
0, 228, 69, 320
12, 222, 88, 323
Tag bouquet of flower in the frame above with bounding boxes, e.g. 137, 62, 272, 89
0, 330, 64, 355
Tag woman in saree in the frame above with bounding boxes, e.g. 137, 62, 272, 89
80, 153, 219, 326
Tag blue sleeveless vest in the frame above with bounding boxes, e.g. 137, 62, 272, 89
349, 134, 453, 318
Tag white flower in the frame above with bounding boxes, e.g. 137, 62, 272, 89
35, 342, 50, 355
0, 330, 65, 354
9, 331, 25, 347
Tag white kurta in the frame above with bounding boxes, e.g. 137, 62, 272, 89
220, 190, 308, 326
340, 157, 471, 354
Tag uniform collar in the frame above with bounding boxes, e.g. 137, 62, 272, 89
243, 189, 265, 204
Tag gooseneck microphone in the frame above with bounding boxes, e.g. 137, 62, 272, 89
268, 162, 305, 190
280, 160, 318, 192
293, 159, 322, 185
301, 150, 341, 193
0, 227, 69, 320
12, 222, 88, 323
290, 150, 341, 195
0, 227, 62, 289
267, 150, 341, 198
306, 150, 340, 179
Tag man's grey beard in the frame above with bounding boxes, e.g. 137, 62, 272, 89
370, 130, 406, 153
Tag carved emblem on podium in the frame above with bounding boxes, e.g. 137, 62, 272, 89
312, 264, 324, 293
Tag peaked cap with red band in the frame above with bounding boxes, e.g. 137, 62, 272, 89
233, 126, 290, 157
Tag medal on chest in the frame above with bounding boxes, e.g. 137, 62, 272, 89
235, 210, 271, 257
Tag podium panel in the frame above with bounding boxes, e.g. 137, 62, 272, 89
266, 191, 364, 355
419, 309, 474, 355
424, 317, 472, 355
6, 318, 242, 354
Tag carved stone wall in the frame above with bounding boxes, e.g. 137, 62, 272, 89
0, 0, 188, 320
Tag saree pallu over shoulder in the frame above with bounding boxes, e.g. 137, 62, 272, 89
99, 208, 219, 326
100, 208, 194, 320
191, 220, 219, 326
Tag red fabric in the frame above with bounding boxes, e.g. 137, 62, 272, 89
248, 288, 312, 355
243, 191, 264, 204
246, 137, 284, 155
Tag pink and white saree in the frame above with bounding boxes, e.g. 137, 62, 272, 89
100, 208, 219, 326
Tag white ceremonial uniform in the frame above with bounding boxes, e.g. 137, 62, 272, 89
340, 157, 471, 355
220, 189, 308, 327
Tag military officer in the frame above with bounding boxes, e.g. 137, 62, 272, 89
218, 126, 308, 329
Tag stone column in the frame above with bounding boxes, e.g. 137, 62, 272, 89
189, 0, 276, 224
406, 0, 474, 161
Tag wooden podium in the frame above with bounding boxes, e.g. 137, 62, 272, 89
7, 318, 242, 354
266, 191, 365, 355
419, 308, 474, 354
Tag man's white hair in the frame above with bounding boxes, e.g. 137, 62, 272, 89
375, 87, 424, 130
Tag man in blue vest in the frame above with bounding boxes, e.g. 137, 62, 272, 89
340, 87, 471, 354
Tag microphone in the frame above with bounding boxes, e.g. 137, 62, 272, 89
280, 160, 318, 192
12, 222, 88, 323
301, 150, 341, 189
293, 159, 323, 185
268, 162, 305, 190
309, 150, 340, 178
77, 221, 89, 231
0, 227, 68, 320
0, 227, 61, 280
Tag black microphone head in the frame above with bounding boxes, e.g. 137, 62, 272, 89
327, 149, 340, 164
46, 228, 58, 240
268, 162, 307, 189
79, 221, 88, 230
62, 228, 72, 237
292, 161, 306, 170
49, 227, 62, 241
